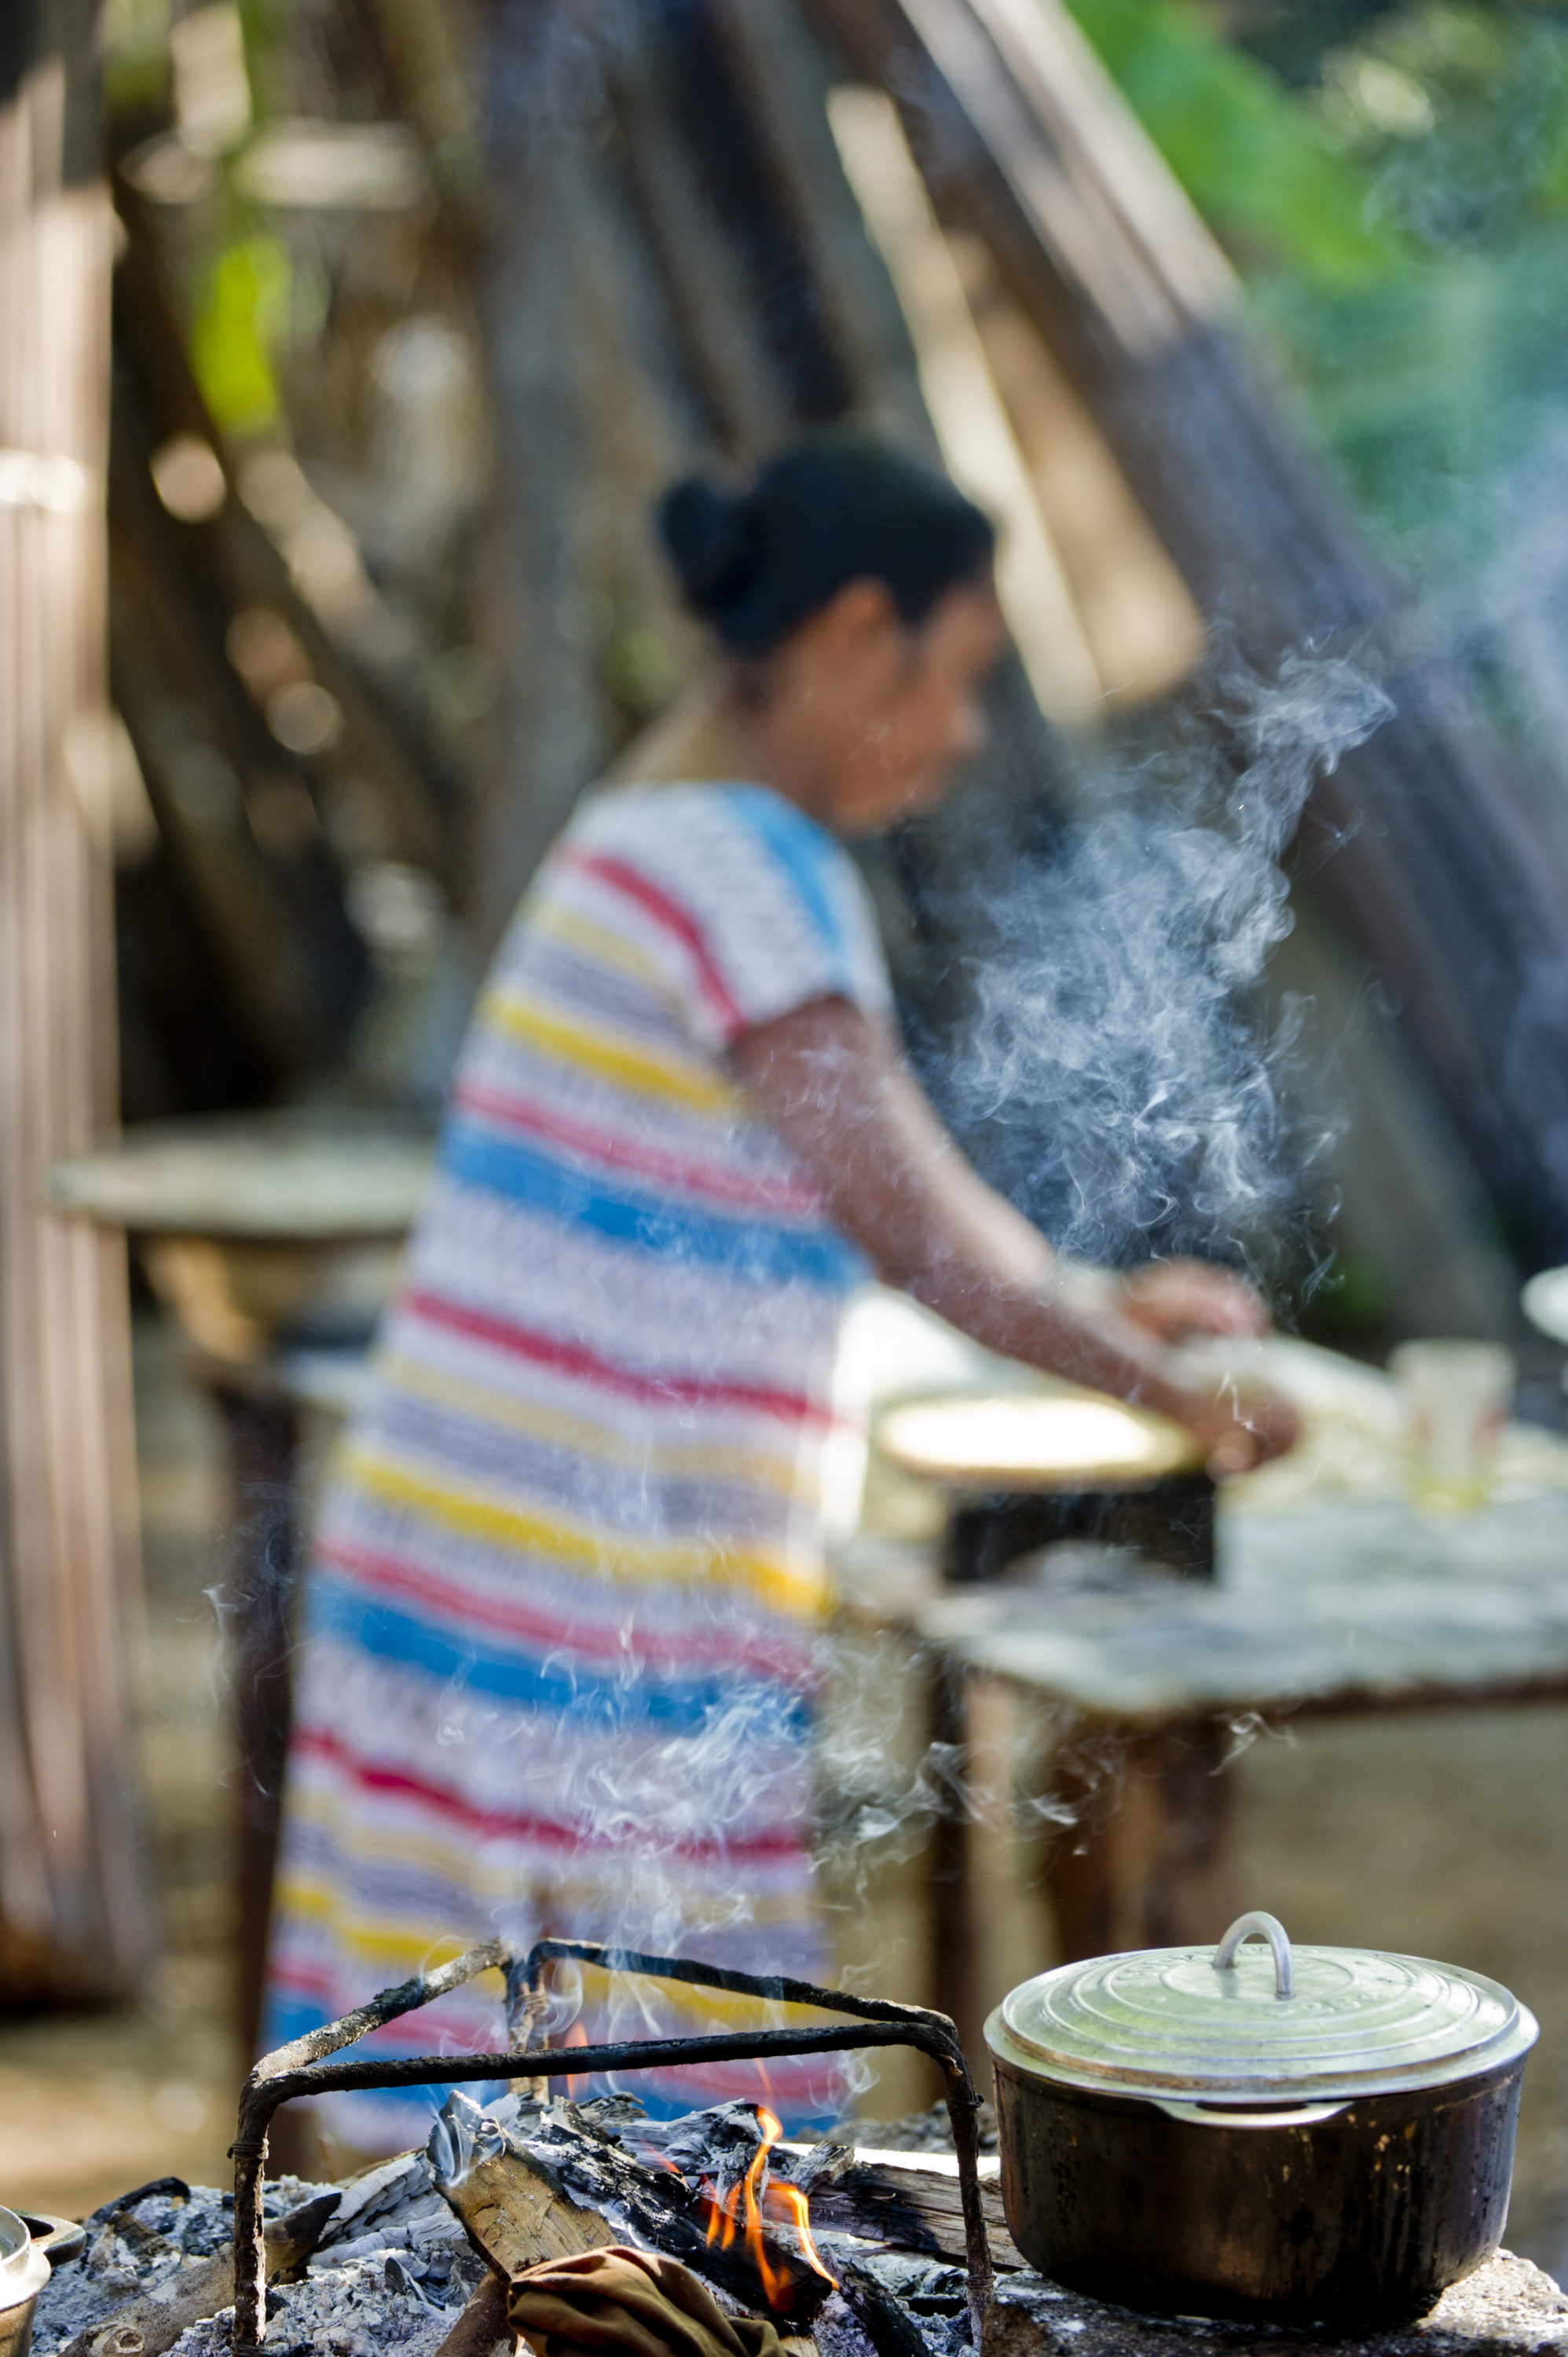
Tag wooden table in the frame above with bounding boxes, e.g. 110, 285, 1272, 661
898, 1479, 1568, 2061
48, 1112, 432, 2057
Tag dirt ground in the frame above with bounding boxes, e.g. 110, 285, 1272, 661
2, 1315, 1565, 2285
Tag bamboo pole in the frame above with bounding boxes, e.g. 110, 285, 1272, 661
0, 22, 153, 1996
826, 85, 1101, 724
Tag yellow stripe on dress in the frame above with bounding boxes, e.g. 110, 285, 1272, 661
480, 986, 741, 1115
531, 902, 677, 999
379, 1351, 800, 1497
277, 1853, 819, 1955
340, 1443, 829, 1618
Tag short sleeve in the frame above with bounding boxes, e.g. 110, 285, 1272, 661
560, 783, 894, 1049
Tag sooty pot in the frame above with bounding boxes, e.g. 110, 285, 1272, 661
986, 1910, 1537, 2326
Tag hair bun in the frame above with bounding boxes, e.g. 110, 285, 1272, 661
657, 477, 756, 613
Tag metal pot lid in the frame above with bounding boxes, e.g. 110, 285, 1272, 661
988, 1912, 1539, 2102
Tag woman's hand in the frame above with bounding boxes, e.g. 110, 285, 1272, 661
1117, 1258, 1271, 1343
1166, 1383, 1300, 1477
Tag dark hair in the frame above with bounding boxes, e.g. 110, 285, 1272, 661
657, 433, 995, 656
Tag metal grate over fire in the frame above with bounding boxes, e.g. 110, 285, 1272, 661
31, 1944, 1015, 2357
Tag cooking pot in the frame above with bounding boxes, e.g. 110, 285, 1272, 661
0, 2211, 86, 2357
986, 1909, 1537, 2326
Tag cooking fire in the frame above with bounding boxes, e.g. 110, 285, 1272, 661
691, 2105, 837, 2302
13, 1933, 1568, 2357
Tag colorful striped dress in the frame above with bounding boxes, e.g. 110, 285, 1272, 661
266, 769, 893, 2147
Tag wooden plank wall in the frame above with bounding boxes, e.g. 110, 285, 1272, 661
0, 20, 154, 1999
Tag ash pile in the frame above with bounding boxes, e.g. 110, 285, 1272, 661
31, 2096, 1016, 2357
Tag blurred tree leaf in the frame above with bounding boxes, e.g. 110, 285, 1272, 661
1069, 0, 1568, 593
189, 234, 290, 434
1066, 0, 1406, 284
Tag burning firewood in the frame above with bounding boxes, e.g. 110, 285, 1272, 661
428, 2096, 835, 2330
428, 2094, 617, 2274
795, 2165, 1021, 2275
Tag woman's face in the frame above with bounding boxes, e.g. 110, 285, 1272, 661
769, 576, 1009, 833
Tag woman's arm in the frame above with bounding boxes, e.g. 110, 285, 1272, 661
731, 995, 1297, 1472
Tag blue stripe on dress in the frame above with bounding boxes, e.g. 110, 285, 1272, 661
440, 1118, 865, 1290
722, 786, 847, 965
309, 1574, 813, 1737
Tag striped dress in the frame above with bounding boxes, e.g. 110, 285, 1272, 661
265, 772, 893, 2147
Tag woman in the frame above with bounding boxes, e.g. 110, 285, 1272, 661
266, 436, 1294, 2148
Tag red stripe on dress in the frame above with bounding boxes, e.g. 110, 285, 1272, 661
562, 849, 744, 1032
295, 1725, 812, 1867
452, 1077, 819, 1217
401, 1287, 831, 1430
318, 1535, 815, 1687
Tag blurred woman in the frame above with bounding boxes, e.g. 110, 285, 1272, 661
266, 436, 1293, 2148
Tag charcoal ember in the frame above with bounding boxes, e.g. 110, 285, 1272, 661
559, 2095, 649, 2139
841, 2260, 942, 2357
264, 2249, 471, 2348
815, 2292, 879, 2357
35, 2186, 329, 2357
152, 2239, 485, 2357
849, 2258, 968, 2321
34, 2187, 343, 2357
638, 2104, 768, 2221
632, 2104, 771, 2177
314, 2154, 448, 2249
775, 2143, 855, 2198
835, 2259, 971, 2357
807, 2169, 1019, 2275
308, 2212, 469, 2273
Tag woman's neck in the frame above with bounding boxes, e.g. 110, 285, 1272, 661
606, 674, 839, 827
712, 680, 837, 825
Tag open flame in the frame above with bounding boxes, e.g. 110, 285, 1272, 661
701, 2106, 836, 2307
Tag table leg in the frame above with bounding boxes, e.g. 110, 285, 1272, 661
1040, 1714, 1239, 1961
208, 1376, 302, 2066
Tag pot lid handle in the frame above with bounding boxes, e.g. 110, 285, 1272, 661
1213, 1910, 1295, 1998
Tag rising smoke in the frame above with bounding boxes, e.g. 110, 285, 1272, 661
932, 651, 1393, 1280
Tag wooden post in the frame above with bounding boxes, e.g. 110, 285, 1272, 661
0, 0, 153, 1998
1041, 1715, 1238, 1963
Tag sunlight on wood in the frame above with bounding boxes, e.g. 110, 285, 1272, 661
828, 84, 1104, 728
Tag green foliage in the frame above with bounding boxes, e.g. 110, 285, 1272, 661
102, 0, 172, 112
1066, 0, 1404, 284
189, 236, 291, 437
1067, 0, 1568, 579
1334, 8, 1568, 247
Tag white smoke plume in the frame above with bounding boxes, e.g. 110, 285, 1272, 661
933, 651, 1392, 1277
